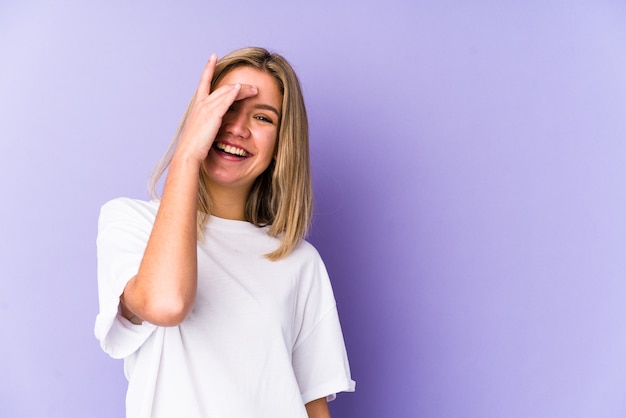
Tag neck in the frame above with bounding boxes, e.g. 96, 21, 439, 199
206, 183, 250, 221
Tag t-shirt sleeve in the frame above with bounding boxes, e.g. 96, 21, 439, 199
94, 198, 157, 359
291, 252, 356, 404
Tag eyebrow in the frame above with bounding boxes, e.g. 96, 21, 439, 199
254, 103, 281, 118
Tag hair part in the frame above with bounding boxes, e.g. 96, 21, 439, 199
149, 47, 312, 260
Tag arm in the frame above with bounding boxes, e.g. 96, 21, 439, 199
305, 397, 331, 418
120, 153, 201, 326
119, 55, 257, 326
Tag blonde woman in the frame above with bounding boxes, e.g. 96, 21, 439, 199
95, 47, 355, 418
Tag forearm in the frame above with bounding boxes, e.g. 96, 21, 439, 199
305, 398, 331, 418
122, 153, 201, 326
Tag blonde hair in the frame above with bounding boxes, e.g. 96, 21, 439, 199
149, 47, 312, 260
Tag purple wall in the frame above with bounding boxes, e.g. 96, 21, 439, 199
1, 1, 625, 417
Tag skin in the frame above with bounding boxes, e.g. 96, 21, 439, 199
118, 55, 330, 417
202, 65, 283, 220
305, 397, 331, 417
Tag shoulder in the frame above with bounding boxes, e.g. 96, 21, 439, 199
99, 197, 159, 229
288, 239, 323, 265
283, 240, 333, 284
100, 197, 159, 217
101, 197, 158, 214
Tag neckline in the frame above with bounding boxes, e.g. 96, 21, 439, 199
205, 214, 267, 233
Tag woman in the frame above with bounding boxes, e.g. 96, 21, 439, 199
95, 47, 355, 418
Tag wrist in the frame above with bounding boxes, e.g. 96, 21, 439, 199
170, 149, 203, 172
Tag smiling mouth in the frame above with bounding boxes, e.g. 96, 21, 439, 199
214, 142, 249, 158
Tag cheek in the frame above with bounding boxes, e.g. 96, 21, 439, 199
272, 136, 279, 157
261, 131, 278, 158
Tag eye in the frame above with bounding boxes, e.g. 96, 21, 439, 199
255, 115, 274, 124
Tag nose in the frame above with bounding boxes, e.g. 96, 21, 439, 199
222, 108, 250, 138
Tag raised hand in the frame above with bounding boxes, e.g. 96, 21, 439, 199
175, 54, 258, 164
119, 55, 261, 327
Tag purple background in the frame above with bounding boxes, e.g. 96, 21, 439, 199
1, 1, 626, 417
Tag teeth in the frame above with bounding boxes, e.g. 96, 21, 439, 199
216, 143, 248, 157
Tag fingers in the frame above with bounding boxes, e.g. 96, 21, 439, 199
214, 83, 243, 114
202, 83, 242, 114
210, 83, 258, 103
194, 54, 258, 104
234, 84, 258, 101
195, 54, 218, 100
203, 83, 258, 115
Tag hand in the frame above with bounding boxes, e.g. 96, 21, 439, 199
174, 54, 258, 164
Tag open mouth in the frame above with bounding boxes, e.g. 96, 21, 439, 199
214, 142, 249, 158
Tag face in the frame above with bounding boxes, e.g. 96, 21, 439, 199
203, 66, 282, 193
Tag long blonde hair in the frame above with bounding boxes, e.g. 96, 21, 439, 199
149, 47, 312, 260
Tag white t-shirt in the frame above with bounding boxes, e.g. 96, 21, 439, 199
94, 198, 355, 418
